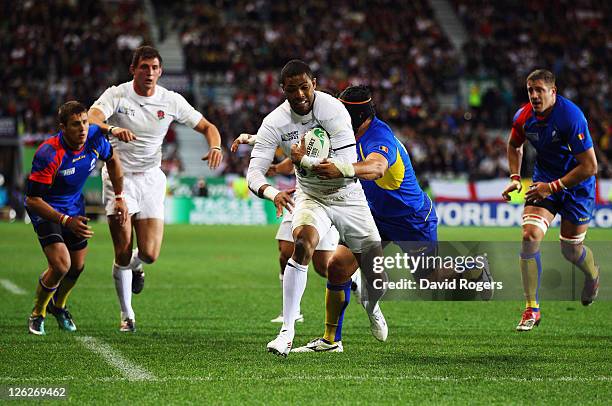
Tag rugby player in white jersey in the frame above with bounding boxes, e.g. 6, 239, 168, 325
232, 140, 339, 323
88, 46, 223, 332
246, 60, 384, 356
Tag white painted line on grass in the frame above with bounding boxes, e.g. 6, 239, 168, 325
0, 279, 26, 295
75, 336, 155, 382
1, 375, 611, 383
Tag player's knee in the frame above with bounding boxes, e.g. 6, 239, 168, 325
522, 228, 541, 242
50, 257, 71, 275
138, 251, 157, 264
560, 234, 586, 263
327, 257, 350, 284
293, 237, 316, 263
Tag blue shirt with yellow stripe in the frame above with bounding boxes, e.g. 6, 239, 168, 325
357, 117, 427, 217
357, 117, 437, 242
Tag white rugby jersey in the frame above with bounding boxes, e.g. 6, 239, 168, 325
91, 81, 202, 172
249, 91, 361, 199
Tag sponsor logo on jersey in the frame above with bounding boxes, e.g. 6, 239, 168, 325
281, 131, 299, 141
59, 167, 75, 176
117, 105, 136, 116
72, 155, 86, 163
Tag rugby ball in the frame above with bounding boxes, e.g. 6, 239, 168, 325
304, 127, 331, 159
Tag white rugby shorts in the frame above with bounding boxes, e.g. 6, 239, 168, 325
291, 189, 380, 253
102, 166, 166, 220
276, 210, 340, 251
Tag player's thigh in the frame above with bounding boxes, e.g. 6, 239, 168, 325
133, 167, 166, 221
291, 194, 331, 249
328, 244, 358, 273
43, 242, 71, 273
330, 203, 380, 254
133, 218, 164, 261
102, 167, 139, 216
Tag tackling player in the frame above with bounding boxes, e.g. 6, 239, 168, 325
293, 86, 492, 352
502, 69, 599, 331
26, 101, 127, 335
246, 60, 385, 356
88, 45, 223, 332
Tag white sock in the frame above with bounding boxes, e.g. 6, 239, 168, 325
279, 272, 284, 314
113, 263, 135, 320
129, 249, 144, 272
282, 258, 308, 339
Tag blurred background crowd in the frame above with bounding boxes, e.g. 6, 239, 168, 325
0, 0, 610, 199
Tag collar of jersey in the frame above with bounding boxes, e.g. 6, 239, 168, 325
289, 105, 313, 124
58, 132, 86, 155
129, 81, 165, 106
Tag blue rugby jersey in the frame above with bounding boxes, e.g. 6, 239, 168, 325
356, 117, 429, 217
510, 95, 594, 189
26, 124, 112, 222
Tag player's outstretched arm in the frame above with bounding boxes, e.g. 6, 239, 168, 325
195, 117, 223, 169
87, 108, 136, 142
105, 152, 128, 226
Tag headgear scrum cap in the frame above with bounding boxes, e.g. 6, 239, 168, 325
337, 85, 375, 131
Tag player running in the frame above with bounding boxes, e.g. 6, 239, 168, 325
26, 101, 127, 335
246, 60, 384, 357
231, 137, 339, 323
501, 69, 599, 331
88, 46, 223, 332
293, 85, 492, 352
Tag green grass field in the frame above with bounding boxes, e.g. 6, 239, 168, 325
1, 223, 610, 404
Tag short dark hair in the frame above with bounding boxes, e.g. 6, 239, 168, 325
131, 45, 163, 68
526, 69, 555, 86
279, 59, 313, 85
58, 101, 87, 125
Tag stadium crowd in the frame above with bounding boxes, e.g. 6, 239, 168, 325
1, 0, 610, 183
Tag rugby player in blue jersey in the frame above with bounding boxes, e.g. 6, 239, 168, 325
26, 101, 127, 335
292, 86, 491, 352
501, 69, 600, 331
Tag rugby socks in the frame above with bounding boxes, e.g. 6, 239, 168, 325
32, 276, 57, 317
129, 248, 148, 271
323, 280, 352, 344
53, 267, 83, 309
113, 263, 135, 320
520, 251, 542, 310
281, 258, 308, 339
575, 246, 599, 280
